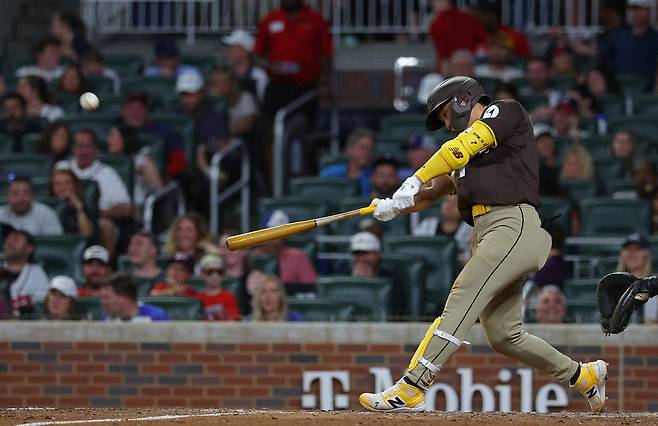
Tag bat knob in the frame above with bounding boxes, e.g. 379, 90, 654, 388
358, 198, 380, 216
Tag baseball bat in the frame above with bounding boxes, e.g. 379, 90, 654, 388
226, 198, 380, 251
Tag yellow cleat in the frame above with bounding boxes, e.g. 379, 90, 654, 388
359, 379, 426, 413
570, 360, 609, 412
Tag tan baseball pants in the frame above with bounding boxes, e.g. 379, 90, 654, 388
405, 204, 579, 389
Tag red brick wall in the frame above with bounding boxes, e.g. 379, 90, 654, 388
1, 340, 657, 411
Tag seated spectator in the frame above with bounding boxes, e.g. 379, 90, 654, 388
163, 213, 219, 267
50, 12, 89, 61
127, 230, 164, 283
0, 93, 43, 151
443, 49, 476, 78
37, 122, 72, 164
56, 65, 87, 96
549, 47, 577, 80
611, 129, 636, 178
80, 48, 121, 94
615, 233, 656, 323
0, 225, 49, 318
219, 231, 252, 315
56, 130, 132, 255
401, 133, 436, 178
78, 245, 112, 297
222, 29, 269, 102
120, 92, 187, 179
369, 156, 400, 199
551, 98, 586, 140
566, 85, 601, 120
150, 252, 198, 297
197, 254, 239, 321
100, 272, 170, 322
18, 75, 64, 122
520, 56, 560, 101
320, 128, 375, 196
49, 169, 94, 239
143, 35, 199, 78
209, 67, 258, 139
632, 160, 657, 200
474, 34, 524, 83
42, 275, 79, 320
534, 222, 571, 291
15, 37, 65, 82
248, 275, 303, 322
0, 174, 62, 235
585, 67, 620, 97
560, 144, 594, 181
349, 231, 383, 278
534, 125, 561, 196
535, 285, 567, 324
474, 2, 530, 59
106, 125, 163, 213
254, 210, 317, 285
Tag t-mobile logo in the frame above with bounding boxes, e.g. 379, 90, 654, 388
301, 371, 350, 410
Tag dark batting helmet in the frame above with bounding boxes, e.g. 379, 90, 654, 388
425, 76, 490, 133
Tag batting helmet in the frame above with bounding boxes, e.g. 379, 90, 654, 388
425, 76, 490, 133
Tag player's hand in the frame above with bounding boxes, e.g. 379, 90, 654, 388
373, 198, 399, 221
392, 175, 422, 210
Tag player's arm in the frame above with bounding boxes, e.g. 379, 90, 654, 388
402, 175, 455, 214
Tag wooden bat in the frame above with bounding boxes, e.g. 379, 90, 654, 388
226, 199, 380, 251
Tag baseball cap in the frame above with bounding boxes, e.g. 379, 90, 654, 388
199, 254, 224, 271
49, 275, 77, 298
628, 0, 652, 8
262, 209, 290, 228
556, 97, 579, 114
372, 155, 400, 170
176, 71, 204, 94
623, 233, 649, 250
350, 232, 381, 253
222, 30, 255, 52
404, 133, 436, 151
168, 251, 195, 274
83, 245, 110, 265
533, 123, 555, 139
123, 91, 149, 107
1, 223, 36, 247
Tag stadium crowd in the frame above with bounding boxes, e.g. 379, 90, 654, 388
0, 0, 658, 324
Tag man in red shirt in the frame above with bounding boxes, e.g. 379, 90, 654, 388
197, 254, 239, 321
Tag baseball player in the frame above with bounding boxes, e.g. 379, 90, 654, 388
597, 271, 658, 334
359, 76, 608, 413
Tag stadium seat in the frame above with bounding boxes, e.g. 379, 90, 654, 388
374, 136, 406, 162
537, 197, 571, 234
607, 179, 633, 195
379, 253, 426, 321
579, 198, 651, 237
134, 277, 157, 297
558, 180, 597, 206
33, 235, 87, 280
149, 113, 194, 142
335, 197, 409, 237
0, 133, 16, 153
248, 254, 279, 276
122, 76, 176, 101
288, 177, 359, 201
87, 75, 116, 95
0, 153, 51, 179
59, 114, 118, 141
635, 94, 658, 116
594, 158, 626, 183
566, 300, 599, 323
596, 256, 619, 276
55, 93, 82, 114
104, 54, 143, 77
80, 179, 100, 221
188, 276, 205, 292
319, 154, 348, 171
180, 55, 216, 76
260, 197, 328, 224
97, 154, 134, 193
581, 135, 612, 159
139, 296, 202, 320
384, 236, 456, 317
379, 114, 425, 138
598, 94, 625, 116
19, 133, 43, 153
287, 298, 354, 321
138, 133, 166, 173
550, 76, 576, 92
608, 116, 658, 143
286, 236, 317, 262
75, 297, 105, 320
563, 278, 598, 301
92, 94, 125, 114
616, 74, 648, 96
316, 276, 391, 321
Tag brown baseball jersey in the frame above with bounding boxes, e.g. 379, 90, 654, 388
454, 99, 539, 225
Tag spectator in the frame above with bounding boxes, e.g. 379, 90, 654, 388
209, 67, 258, 139
15, 37, 65, 82
43, 275, 79, 320
100, 272, 170, 321
254, 210, 317, 286
17, 75, 64, 122
78, 245, 112, 297
443, 49, 476, 78
219, 231, 252, 315
163, 213, 219, 267
0, 93, 43, 151
534, 222, 571, 291
319, 128, 374, 196
55, 129, 132, 256
549, 47, 577, 79
535, 285, 567, 324
551, 98, 584, 140
616, 234, 657, 323
566, 85, 601, 120
369, 156, 400, 199
127, 230, 164, 283
150, 252, 198, 297
120, 92, 187, 179
585, 67, 620, 97
106, 124, 163, 213
522, 57, 561, 121
632, 160, 657, 200
474, 34, 524, 83
611, 129, 636, 178
197, 254, 239, 321
598, 0, 658, 92
37, 122, 72, 164
473, 2, 530, 59
50, 12, 89, 61
534, 125, 561, 196
0, 225, 49, 318
56, 65, 87, 96
401, 133, 436, 178
49, 169, 94, 239
143, 35, 198, 78
428, 0, 487, 73
222, 29, 269, 103
80, 48, 121, 94
248, 275, 303, 322
560, 144, 594, 181
0, 174, 62, 236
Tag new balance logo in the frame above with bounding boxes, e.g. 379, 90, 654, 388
586, 386, 597, 399
387, 396, 405, 408
448, 147, 464, 159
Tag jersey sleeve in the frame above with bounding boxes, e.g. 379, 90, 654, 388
477, 100, 524, 144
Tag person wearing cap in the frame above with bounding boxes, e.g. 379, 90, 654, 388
474, 33, 524, 83
370, 156, 401, 199
0, 174, 62, 236
550, 97, 587, 140
78, 245, 113, 297
150, 252, 199, 298
320, 128, 375, 196
615, 233, 657, 323
598, 0, 658, 92
197, 254, 239, 321
143, 35, 199, 78
222, 29, 269, 102
0, 224, 49, 318
127, 230, 164, 284
43, 275, 79, 320
349, 232, 383, 278
100, 272, 170, 322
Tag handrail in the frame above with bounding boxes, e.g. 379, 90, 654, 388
273, 89, 319, 197
142, 181, 185, 233
209, 139, 250, 235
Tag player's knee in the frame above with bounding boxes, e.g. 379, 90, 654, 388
485, 325, 523, 353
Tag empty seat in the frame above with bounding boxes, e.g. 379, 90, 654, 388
594, 158, 626, 183
380, 114, 425, 138
122, 76, 176, 101
104, 55, 143, 78
380, 253, 426, 321
635, 94, 658, 116
139, 296, 202, 320
596, 256, 619, 276
0, 153, 51, 179
288, 177, 358, 200
616, 74, 648, 96
563, 278, 598, 301
558, 180, 597, 206
566, 300, 599, 323
317, 276, 391, 321
598, 94, 625, 116
579, 198, 651, 237
92, 94, 125, 114
34, 235, 87, 280
287, 298, 354, 321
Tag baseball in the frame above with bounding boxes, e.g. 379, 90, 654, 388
79, 92, 100, 111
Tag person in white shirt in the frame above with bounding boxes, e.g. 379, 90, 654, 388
222, 29, 269, 103
474, 35, 524, 83
15, 38, 65, 83
0, 174, 62, 236
17, 75, 64, 122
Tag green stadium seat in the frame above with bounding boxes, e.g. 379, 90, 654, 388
288, 177, 358, 201
30, 177, 50, 197
608, 116, 658, 143
650, 236, 658, 258
581, 135, 612, 159
92, 94, 125, 114
616, 74, 648, 96
319, 154, 347, 171
75, 297, 105, 320
87, 75, 116, 95
550, 76, 576, 91
559, 180, 597, 206
598, 94, 625, 116
260, 197, 328, 223
563, 278, 598, 301
287, 298, 354, 321
248, 254, 279, 276
180, 55, 216, 76
138, 133, 166, 173
317, 276, 391, 321
380, 114, 425, 138
594, 158, 626, 183
59, 114, 118, 140
538, 197, 571, 234
19, 133, 43, 153
54, 93, 82, 114
122, 76, 176, 100
33, 235, 87, 280
80, 179, 100, 221
97, 154, 134, 193
334, 197, 408, 237
384, 236, 456, 317
374, 136, 406, 162
0, 133, 16, 153
635, 94, 658, 116
139, 296, 202, 320
104, 55, 143, 77
566, 300, 599, 323
596, 256, 619, 276
134, 277, 157, 297
286, 236, 317, 261
579, 198, 651, 237
188, 276, 205, 292
476, 76, 502, 93
0, 153, 51, 179
607, 179, 633, 194
380, 253, 426, 321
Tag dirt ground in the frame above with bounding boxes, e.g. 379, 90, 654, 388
2, 408, 658, 426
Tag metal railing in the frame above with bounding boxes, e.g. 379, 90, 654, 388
142, 181, 186, 233
209, 139, 251, 235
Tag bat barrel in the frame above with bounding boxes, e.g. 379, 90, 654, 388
226, 220, 317, 251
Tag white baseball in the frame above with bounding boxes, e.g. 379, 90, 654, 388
79, 92, 100, 111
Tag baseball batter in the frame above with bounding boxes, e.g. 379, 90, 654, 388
359, 76, 608, 413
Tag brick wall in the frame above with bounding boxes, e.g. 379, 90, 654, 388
1, 323, 657, 411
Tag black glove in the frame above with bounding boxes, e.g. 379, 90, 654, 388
597, 272, 658, 334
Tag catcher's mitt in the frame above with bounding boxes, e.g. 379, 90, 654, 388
597, 272, 657, 334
